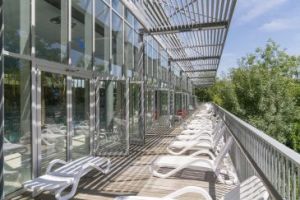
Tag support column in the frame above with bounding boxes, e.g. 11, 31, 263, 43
0, 0, 3, 197
139, 32, 145, 144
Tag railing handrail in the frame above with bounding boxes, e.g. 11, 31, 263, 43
214, 104, 300, 167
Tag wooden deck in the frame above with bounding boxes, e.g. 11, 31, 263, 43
11, 115, 236, 200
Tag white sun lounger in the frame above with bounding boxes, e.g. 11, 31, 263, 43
23, 156, 111, 200
115, 176, 269, 200
151, 137, 233, 179
168, 126, 226, 155
176, 121, 224, 141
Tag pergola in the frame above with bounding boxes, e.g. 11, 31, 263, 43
122, 0, 236, 86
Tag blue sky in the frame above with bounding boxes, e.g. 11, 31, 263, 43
218, 0, 300, 77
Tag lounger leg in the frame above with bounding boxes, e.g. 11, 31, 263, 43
55, 182, 79, 200
32, 189, 42, 197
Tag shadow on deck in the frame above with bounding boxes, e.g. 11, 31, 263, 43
11, 119, 235, 200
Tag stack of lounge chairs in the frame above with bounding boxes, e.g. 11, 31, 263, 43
116, 103, 270, 200
22, 103, 269, 200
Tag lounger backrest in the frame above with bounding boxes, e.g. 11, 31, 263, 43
51, 156, 107, 177
213, 137, 233, 172
223, 176, 269, 200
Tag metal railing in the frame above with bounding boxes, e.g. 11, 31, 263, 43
214, 104, 300, 200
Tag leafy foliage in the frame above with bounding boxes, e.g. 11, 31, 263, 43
196, 41, 300, 152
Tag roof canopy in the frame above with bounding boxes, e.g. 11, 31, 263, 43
124, 0, 236, 86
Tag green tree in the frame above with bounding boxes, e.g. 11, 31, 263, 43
196, 40, 300, 152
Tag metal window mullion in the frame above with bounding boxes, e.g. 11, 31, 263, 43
30, 0, 37, 179
66, 76, 72, 161
90, 79, 96, 155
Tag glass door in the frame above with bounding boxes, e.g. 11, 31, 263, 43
72, 78, 90, 159
95, 80, 129, 155
39, 71, 67, 173
36, 67, 92, 174
129, 82, 144, 144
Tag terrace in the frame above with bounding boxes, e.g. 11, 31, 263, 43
2, 0, 300, 200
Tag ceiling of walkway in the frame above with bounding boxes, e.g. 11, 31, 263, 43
126, 0, 237, 86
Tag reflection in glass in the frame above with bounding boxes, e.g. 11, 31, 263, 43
125, 24, 134, 74
71, 0, 93, 69
175, 93, 182, 114
36, 0, 68, 63
147, 42, 153, 77
4, 57, 31, 195
112, 0, 123, 14
41, 72, 67, 173
72, 78, 90, 159
153, 49, 158, 79
112, 12, 123, 76
133, 31, 139, 72
129, 84, 141, 143
125, 8, 134, 25
146, 89, 153, 130
95, 0, 110, 73
96, 81, 127, 154
4, 0, 31, 54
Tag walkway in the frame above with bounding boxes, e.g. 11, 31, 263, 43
11, 109, 236, 200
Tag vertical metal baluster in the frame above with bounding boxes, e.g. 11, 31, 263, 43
292, 163, 296, 200
283, 157, 286, 198
296, 168, 300, 199
271, 147, 274, 185
274, 150, 277, 190
278, 153, 281, 192
287, 160, 291, 200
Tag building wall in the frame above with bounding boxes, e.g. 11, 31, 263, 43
1, 0, 192, 198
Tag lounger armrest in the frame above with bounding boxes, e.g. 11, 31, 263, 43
189, 150, 216, 160
163, 186, 212, 200
46, 159, 67, 174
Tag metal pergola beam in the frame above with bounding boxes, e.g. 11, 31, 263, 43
167, 43, 223, 50
148, 21, 228, 35
183, 69, 217, 73
171, 56, 220, 62
189, 76, 215, 79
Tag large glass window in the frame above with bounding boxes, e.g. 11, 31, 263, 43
112, 12, 123, 76
147, 42, 152, 77
129, 83, 141, 143
4, 57, 31, 195
40, 72, 67, 173
112, 0, 123, 14
125, 8, 134, 25
145, 89, 153, 130
36, 0, 68, 63
71, 0, 93, 70
133, 31, 139, 72
95, 0, 110, 73
125, 24, 134, 75
72, 78, 90, 159
3, 0, 31, 54
153, 49, 158, 79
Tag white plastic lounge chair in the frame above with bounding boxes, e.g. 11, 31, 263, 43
115, 176, 269, 200
151, 137, 233, 179
168, 126, 226, 155
176, 120, 224, 140
23, 156, 111, 200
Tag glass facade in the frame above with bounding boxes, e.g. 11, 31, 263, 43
35, 0, 68, 63
1, 0, 194, 197
4, 57, 31, 195
95, 0, 110, 73
71, 0, 93, 69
